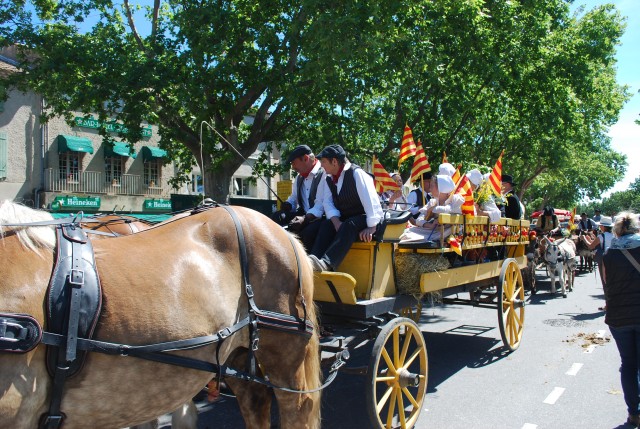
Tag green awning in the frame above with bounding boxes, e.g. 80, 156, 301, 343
58, 135, 94, 154
141, 146, 167, 162
104, 142, 137, 158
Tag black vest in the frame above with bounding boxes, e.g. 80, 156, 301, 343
295, 167, 325, 215
326, 165, 365, 221
410, 189, 430, 219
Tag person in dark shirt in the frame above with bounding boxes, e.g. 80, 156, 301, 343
498, 174, 522, 220
602, 212, 640, 427
307, 144, 383, 272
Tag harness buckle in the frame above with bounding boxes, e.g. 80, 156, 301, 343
68, 269, 84, 287
0, 319, 26, 342
119, 345, 130, 356
245, 284, 254, 298
41, 414, 64, 429
217, 327, 232, 339
251, 337, 259, 351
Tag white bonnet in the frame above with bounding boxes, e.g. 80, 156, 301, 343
436, 174, 455, 194
438, 163, 456, 177
466, 169, 483, 187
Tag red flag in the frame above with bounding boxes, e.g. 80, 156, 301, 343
372, 156, 400, 194
410, 140, 431, 183
448, 235, 462, 256
442, 151, 448, 164
398, 125, 417, 167
454, 175, 475, 216
489, 150, 504, 196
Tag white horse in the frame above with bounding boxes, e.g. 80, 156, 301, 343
541, 236, 576, 297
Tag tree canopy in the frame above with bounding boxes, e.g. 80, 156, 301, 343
0, 0, 631, 204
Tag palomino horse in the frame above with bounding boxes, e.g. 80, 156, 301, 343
0, 200, 321, 429
540, 235, 576, 298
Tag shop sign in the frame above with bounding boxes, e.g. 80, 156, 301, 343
51, 196, 101, 211
74, 116, 152, 137
143, 199, 172, 211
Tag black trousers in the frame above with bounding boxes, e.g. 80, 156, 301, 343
310, 214, 368, 269
298, 219, 322, 252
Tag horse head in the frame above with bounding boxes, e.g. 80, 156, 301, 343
542, 236, 561, 266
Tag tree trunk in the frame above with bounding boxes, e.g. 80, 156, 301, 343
202, 158, 234, 203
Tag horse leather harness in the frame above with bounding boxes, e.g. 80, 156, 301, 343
0, 204, 343, 429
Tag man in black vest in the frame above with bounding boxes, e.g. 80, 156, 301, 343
271, 144, 325, 250
498, 174, 523, 220
406, 172, 432, 221
577, 212, 597, 232
308, 144, 383, 272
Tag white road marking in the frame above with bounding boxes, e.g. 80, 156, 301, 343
522, 424, 538, 429
584, 344, 596, 353
543, 387, 565, 405
566, 363, 583, 376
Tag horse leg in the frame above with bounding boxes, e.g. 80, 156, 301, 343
558, 262, 566, 298
549, 267, 557, 294
171, 401, 198, 429
224, 349, 273, 429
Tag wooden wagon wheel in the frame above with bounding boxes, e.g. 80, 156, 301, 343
497, 258, 525, 351
366, 317, 428, 429
399, 301, 423, 324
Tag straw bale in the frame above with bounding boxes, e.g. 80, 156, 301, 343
395, 252, 451, 298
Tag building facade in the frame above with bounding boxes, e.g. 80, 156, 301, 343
0, 53, 284, 217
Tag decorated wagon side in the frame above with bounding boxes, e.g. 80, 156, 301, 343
314, 211, 530, 429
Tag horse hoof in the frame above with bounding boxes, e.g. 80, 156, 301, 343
562, 294, 567, 298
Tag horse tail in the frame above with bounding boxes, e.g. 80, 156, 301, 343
291, 234, 322, 428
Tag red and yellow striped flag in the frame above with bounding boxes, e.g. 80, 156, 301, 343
442, 151, 448, 164
570, 207, 577, 225
488, 150, 504, 196
451, 163, 462, 186
372, 156, 400, 194
448, 235, 462, 256
410, 140, 431, 183
398, 125, 417, 167
454, 175, 475, 216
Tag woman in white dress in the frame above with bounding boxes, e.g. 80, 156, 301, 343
400, 175, 462, 244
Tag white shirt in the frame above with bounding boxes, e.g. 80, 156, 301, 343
321, 162, 383, 228
285, 161, 323, 214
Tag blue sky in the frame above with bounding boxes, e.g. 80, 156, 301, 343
571, 0, 640, 196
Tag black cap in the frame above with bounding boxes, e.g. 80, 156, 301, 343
502, 174, 517, 186
317, 144, 346, 161
414, 171, 432, 182
286, 145, 312, 163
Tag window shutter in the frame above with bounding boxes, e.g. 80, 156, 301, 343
0, 132, 7, 179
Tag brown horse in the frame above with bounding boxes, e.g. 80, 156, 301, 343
0, 200, 321, 429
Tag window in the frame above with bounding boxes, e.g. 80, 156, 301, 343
105, 156, 123, 184
59, 152, 80, 182
144, 159, 161, 186
233, 177, 255, 197
0, 131, 7, 179
191, 174, 203, 193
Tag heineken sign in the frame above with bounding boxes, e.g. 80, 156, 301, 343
51, 196, 101, 211
74, 116, 152, 137
143, 199, 172, 211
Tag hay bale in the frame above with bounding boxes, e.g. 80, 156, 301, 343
395, 252, 451, 298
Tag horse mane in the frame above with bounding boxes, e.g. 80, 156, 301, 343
0, 200, 56, 253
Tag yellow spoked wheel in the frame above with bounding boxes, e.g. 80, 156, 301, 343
498, 258, 526, 351
399, 301, 423, 324
366, 318, 428, 429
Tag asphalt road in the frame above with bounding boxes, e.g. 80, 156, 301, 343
164, 265, 627, 429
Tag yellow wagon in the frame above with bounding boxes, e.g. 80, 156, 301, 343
315, 211, 531, 429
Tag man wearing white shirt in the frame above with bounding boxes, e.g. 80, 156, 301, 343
271, 145, 325, 250
308, 144, 383, 272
